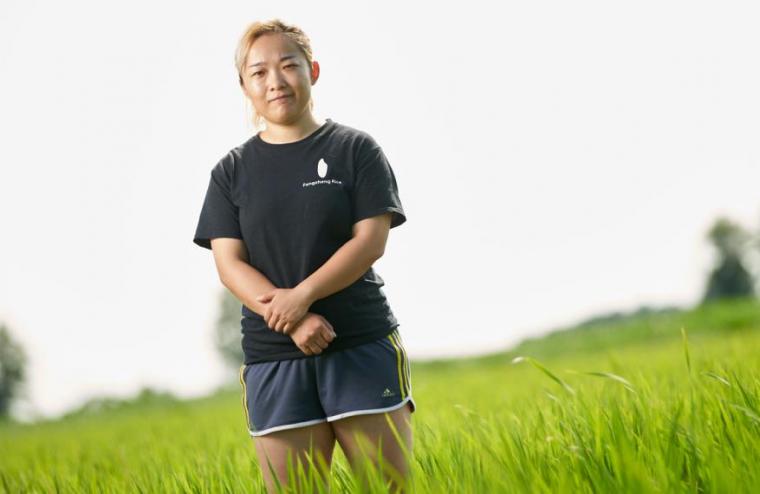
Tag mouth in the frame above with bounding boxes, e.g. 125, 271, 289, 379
270, 95, 292, 102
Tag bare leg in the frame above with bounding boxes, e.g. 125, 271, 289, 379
252, 421, 336, 493
330, 402, 414, 493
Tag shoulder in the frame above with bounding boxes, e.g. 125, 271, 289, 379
210, 139, 251, 178
330, 120, 382, 155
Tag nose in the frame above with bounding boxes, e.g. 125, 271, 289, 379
266, 68, 288, 93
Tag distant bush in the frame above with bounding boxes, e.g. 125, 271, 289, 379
59, 387, 179, 420
0, 323, 27, 419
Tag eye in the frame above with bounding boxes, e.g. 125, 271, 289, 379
284, 64, 297, 69
251, 71, 263, 78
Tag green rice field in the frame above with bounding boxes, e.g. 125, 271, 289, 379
2, 298, 759, 493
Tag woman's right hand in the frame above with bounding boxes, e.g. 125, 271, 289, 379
287, 312, 337, 356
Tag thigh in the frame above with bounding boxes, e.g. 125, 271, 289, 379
253, 421, 336, 493
331, 402, 414, 491
331, 401, 413, 461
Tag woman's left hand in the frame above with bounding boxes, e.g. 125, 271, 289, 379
256, 287, 313, 334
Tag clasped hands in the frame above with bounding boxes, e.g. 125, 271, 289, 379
256, 286, 337, 356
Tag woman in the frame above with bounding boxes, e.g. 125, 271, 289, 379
192, 18, 415, 493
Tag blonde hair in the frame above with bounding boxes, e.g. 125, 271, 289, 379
234, 19, 316, 131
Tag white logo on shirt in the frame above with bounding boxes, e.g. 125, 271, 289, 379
317, 158, 328, 178
302, 157, 343, 187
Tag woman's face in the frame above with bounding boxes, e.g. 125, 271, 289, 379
241, 33, 319, 126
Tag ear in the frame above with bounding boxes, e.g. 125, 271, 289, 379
311, 60, 320, 84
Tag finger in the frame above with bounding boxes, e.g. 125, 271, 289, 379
312, 333, 329, 349
309, 343, 323, 355
325, 326, 336, 339
287, 321, 300, 335
319, 319, 335, 336
318, 330, 333, 344
269, 312, 279, 329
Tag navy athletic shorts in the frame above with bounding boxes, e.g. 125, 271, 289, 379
237, 327, 416, 437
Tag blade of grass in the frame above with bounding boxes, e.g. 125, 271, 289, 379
511, 356, 575, 395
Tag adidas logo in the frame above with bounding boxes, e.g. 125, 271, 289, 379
381, 388, 395, 398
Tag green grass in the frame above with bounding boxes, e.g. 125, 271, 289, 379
2, 298, 760, 493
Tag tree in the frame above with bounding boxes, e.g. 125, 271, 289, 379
752, 215, 760, 294
213, 289, 245, 372
701, 217, 756, 303
0, 323, 28, 419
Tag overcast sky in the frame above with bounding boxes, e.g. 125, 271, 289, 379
2, 1, 759, 420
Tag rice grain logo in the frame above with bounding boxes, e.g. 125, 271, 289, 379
303, 157, 343, 187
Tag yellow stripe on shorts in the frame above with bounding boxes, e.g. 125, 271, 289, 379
238, 364, 252, 431
391, 329, 412, 396
387, 332, 407, 400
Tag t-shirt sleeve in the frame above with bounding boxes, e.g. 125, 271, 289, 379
193, 155, 244, 250
351, 136, 407, 228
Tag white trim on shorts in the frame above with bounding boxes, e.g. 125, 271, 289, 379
326, 395, 416, 422
249, 417, 328, 437
247, 396, 417, 436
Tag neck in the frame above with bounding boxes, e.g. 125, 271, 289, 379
259, 113, 326, 144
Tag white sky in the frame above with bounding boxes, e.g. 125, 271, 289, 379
1, 1, 759, 420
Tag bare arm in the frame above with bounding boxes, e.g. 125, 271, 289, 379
296, 212, 393, 304
210, 237, 276, 318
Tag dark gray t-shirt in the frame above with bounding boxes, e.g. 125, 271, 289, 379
193, 118, 407, 364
